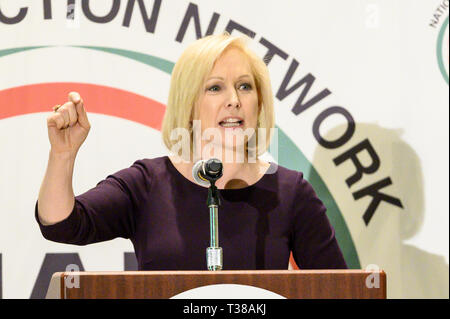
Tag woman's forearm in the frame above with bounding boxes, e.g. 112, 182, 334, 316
37, 150, 76, 225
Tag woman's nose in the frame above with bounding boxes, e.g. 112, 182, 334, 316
227, 89, 241, 108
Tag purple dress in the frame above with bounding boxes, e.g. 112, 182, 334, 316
35, 156, 347, 270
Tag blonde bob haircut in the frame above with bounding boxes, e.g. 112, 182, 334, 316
161, 32, 275, 159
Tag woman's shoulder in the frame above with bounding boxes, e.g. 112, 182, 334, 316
263, 162, 317, 197
133, 155, 169, 171
266, 162, 305, 184
107, 156, 170, 184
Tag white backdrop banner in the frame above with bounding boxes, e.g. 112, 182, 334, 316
0, 0, 448, 298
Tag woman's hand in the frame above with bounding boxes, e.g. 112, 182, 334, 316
46, 92, 91, 157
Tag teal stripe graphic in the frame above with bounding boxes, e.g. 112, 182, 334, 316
0, 46, 48, 58
437, 16, 449, 85
69, 46, 175, 74
0, 45, 361, 268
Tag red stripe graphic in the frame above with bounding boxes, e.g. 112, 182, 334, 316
0, 83, 166, 130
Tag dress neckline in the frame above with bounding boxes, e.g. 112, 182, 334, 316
164, 156, 275, 192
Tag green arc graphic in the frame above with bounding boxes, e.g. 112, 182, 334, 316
0, 45, 361, 268
0, 46, 48, 58
437, 16, 449, 85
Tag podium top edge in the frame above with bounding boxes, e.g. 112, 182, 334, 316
52, 269, 386, 276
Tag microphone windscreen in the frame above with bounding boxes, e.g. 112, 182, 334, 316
192, 160, 210, 187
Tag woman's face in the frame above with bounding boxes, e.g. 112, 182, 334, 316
193, 48, 260, 159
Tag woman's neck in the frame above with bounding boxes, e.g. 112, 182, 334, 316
169, 151, 269, 190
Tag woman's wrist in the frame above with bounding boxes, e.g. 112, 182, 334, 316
49, 149, 77, 162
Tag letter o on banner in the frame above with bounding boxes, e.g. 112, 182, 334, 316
312, 106, 355, 149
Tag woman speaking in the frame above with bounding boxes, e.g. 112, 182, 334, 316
35, 33, 347, 270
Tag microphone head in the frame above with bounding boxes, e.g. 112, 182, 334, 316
205, 158, 223, 178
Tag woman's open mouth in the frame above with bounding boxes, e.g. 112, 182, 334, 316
218, 117, 244, 128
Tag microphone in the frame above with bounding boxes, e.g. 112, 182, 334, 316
192, 158, 223, 187
192, 158, 224, 271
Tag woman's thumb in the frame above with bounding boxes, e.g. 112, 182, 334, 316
75, 99, 90, 129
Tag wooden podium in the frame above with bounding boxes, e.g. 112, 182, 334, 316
46, 270, 386, 299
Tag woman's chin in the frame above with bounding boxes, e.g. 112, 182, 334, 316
199, 143, 246, 160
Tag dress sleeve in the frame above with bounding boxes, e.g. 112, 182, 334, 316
34, 160, 152, 245
291, 172, 348, 269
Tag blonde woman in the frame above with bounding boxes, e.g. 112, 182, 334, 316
36, 33, 347, 270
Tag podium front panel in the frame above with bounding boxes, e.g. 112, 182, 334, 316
47, 270, 386, 299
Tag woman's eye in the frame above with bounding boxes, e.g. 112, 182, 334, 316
207, 85, 220, 92
239, 83, 252, 90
